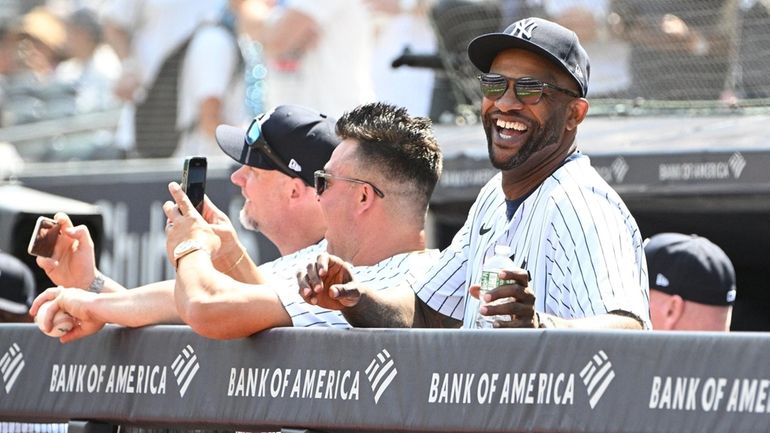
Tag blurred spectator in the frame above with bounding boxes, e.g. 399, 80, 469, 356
55, 8, 121, 114
0, 21, 22, 125
102, 0, 247, 158
367, 0, 436, 117
251, 0, 375, 119
15, 6, 67, 84
645, 233, 736, 332
3, 6, 77, 124
0, 249, 35, 323
610, 0, 731, 100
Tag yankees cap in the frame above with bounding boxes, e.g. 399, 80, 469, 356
216, 105, 338, 186
467, 17, 590, 97
644, 233, 736, 306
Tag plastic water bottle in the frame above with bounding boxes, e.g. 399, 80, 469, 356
475, 244, 515, 328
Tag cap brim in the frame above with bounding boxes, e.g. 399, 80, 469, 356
215, 124, 247, 163
215, 124, 272, 170
468, 33, 581, 94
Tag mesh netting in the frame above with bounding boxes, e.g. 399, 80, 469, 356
428, 0, 770, 117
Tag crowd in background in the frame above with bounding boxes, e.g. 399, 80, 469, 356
0, 0, 767, 162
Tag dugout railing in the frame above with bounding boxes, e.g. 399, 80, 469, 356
1, 324, 769, 433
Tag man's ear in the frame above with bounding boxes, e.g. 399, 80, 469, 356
565, 98, 589, 131
356, 184, 377, 213
289, 177, 309, 199
665, 294, 686, 329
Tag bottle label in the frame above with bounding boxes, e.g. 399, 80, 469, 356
480, 270, 512, 292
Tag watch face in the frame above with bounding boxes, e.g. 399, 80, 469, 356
174, 239, 203, 259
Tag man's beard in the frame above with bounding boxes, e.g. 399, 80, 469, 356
239, 207, 259, 232
483, 108, 566, 171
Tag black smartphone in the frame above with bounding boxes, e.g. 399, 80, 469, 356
181, 156, 207, 214
27, 216, 60, 258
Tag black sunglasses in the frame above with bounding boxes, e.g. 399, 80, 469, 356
478, 73, 579, 105
314, 170, 385, 198
244, 114, 303, 182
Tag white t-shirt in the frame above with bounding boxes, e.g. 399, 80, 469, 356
415, 154, 651, 329
174, 24, 247, 157
265, 0, 375, 118
263, 241, 440, 328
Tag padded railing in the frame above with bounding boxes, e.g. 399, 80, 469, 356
1, 324, 769, 433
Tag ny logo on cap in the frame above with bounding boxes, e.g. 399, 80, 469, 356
510, 19, 537, 40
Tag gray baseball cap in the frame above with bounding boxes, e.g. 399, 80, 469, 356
468, 17, 590, 97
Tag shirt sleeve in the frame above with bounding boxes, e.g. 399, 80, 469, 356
413, 212, 474, 321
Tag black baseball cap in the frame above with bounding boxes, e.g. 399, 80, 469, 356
644, 233, 736, 306
215, 105, 338, 186
467, 17, 590, 97
0, 251, 35, 315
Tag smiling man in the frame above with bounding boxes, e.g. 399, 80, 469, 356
300, 17, 650, 330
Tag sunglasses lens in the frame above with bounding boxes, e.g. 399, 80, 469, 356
245, 120, 262, 145
479, 74, 508, 100
314, 172, 326, 195
514, 78, 545, 105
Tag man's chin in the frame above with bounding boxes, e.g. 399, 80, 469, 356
239, 209, 259, 232
489, 149, 528, 171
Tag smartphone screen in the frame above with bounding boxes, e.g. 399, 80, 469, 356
27, 216, 60, 258
181, 156, 207, 214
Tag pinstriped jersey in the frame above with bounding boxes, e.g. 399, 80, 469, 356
265, 243, 440, 328
415, 154, 651, 329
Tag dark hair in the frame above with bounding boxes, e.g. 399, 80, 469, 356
68, 8, 102, 43
336, 102, 442, 212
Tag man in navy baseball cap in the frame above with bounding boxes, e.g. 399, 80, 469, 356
216, 105, 338, 187
211, 105, 338, 256
645, 233, 736, 331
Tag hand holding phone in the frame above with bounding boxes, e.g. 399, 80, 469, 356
181, 156, 207, 214
27, 216, 60, 258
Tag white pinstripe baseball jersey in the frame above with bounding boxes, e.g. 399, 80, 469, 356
415, 153, 651, 329
258, 240, 328, 278
262, 242, 440, 328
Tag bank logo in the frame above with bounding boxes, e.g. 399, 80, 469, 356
0, 343, 25, 393
611, 157, 629, 183
365, 349, 397, 403
728, 152, 746, 178
579, 350, 615, 409
171, 345, 199, 397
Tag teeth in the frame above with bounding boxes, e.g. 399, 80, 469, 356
496, 119, 526, 131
